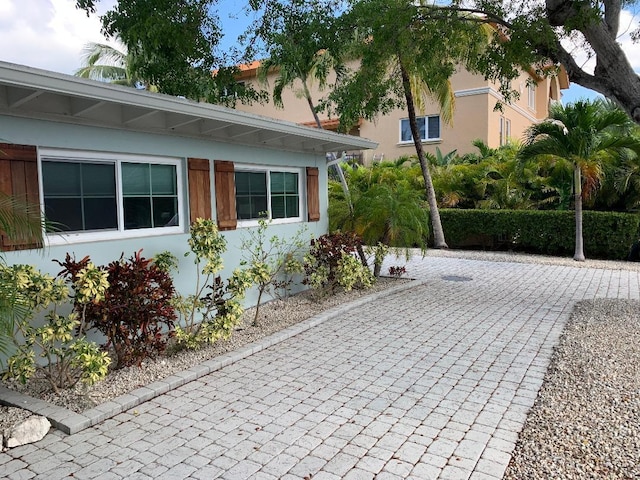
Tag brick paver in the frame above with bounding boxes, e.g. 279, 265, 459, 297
2, 255, 638, 479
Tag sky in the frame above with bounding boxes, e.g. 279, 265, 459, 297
0, 0, 638, 105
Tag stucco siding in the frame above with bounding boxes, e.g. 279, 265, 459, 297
0, 115, 328, 308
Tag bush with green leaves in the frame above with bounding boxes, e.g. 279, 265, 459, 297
436, 209, 640, 260
303, 232, 374, 295
57, 251, 176, 369
1, 263, 111, 392
167, 218, 252, 350
240, 216, 308, 325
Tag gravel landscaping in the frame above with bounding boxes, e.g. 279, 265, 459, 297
504, 298, 640, 479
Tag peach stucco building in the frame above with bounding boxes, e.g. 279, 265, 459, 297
235, 61, 569, 164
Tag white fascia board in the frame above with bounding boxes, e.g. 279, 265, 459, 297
0, 61, 377, 152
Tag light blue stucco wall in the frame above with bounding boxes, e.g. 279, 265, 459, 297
0, 115, 329, 308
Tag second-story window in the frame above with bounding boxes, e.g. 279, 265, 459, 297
527, 83, 536, 111
400, 115, 440, 143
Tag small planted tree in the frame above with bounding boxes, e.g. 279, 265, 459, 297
240, 217, 308, 326
2, 263, 111, 392
169, 219, 253, 350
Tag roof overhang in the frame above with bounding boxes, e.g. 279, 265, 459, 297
0, 61, 377, 155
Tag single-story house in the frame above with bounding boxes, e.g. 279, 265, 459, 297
0, 61, 376, 305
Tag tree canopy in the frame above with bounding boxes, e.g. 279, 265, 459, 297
75, 0, 640, 124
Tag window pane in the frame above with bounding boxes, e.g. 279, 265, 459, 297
42, 162, 80, 196
235, 171, 267, 220
427, 116, 440, 139
236, 197, 252, 219
271, 172, 285, 194
400, 119, 412, 142
284, 173, 298, 193
44, 198, 83, 232
42, 161, 117, 232
252, 195, 268, 218
286, 196, 299, 217
271, 196, 285, 219
153, 197, 178, 227
235, 171, 250, 195
84, 164, 117, 197
84, 198, 118, 230
124, 197, 152, 229
122, 163, 150, 195
418, 117, 426, 140
151, 164, 177, 195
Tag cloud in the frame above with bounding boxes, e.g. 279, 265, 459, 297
562, 9, 640, 74
0, 0, 118, 75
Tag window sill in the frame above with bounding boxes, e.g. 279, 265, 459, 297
45, 226, 185, 246
397, 139, 442, 147
236, 217, 304, 229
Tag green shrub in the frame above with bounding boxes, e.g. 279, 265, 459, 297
434, 209, 640, 260
168, 219, 252, 350
1, 263, 111, 392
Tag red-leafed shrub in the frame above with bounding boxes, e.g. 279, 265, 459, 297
57, 250, 176, 369
303, 232, 373, 293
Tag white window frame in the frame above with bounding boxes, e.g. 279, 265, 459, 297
234, 165, 304, 228
39, 148, 184, 245
399, 115, 441, 144
499, 117, 512, 146
527, 83, 536, 111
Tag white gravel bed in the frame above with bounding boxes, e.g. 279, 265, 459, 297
0, 278, 404, 431
504, 298, 640, 479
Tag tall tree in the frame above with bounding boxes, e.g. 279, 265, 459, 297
75, 0, 264, 105
255, 0, 357, 260
520, 100, 640, 261
325, 0, 490, 248
77, 0, 640, 123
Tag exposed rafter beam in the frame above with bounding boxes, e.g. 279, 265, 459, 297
123, 108, 160, 125
71, 98, 106, 117
8, 89, 43, 108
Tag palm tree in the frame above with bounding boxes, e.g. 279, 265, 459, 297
257, 2, 354, 223
520, 100, 640, 261
75, 39, 155, 91
329, 178, 429, 276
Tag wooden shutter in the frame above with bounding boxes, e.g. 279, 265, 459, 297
306, 167, 320, 222
188, 158, 212, 224
0, 143, 42, 251
214, 160, 237, 231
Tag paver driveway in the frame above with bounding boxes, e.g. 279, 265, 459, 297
2, 255, 639, 479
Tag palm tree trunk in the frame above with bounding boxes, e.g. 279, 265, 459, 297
303, 81, 367, 267
400, 65, 448, 249
573, 164, 585, 261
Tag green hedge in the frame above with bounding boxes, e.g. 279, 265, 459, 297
433, 209, 640, 260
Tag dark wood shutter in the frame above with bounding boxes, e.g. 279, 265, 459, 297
0, 143, 42, 251
187, 158, 212, 224
214, 160, 237, 231
306, 167, 320, 222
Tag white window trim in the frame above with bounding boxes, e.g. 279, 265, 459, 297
398, 115, 441, 144
38, 148, 185, 246
527, 84, 536, 111
234, 164, 304, 228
